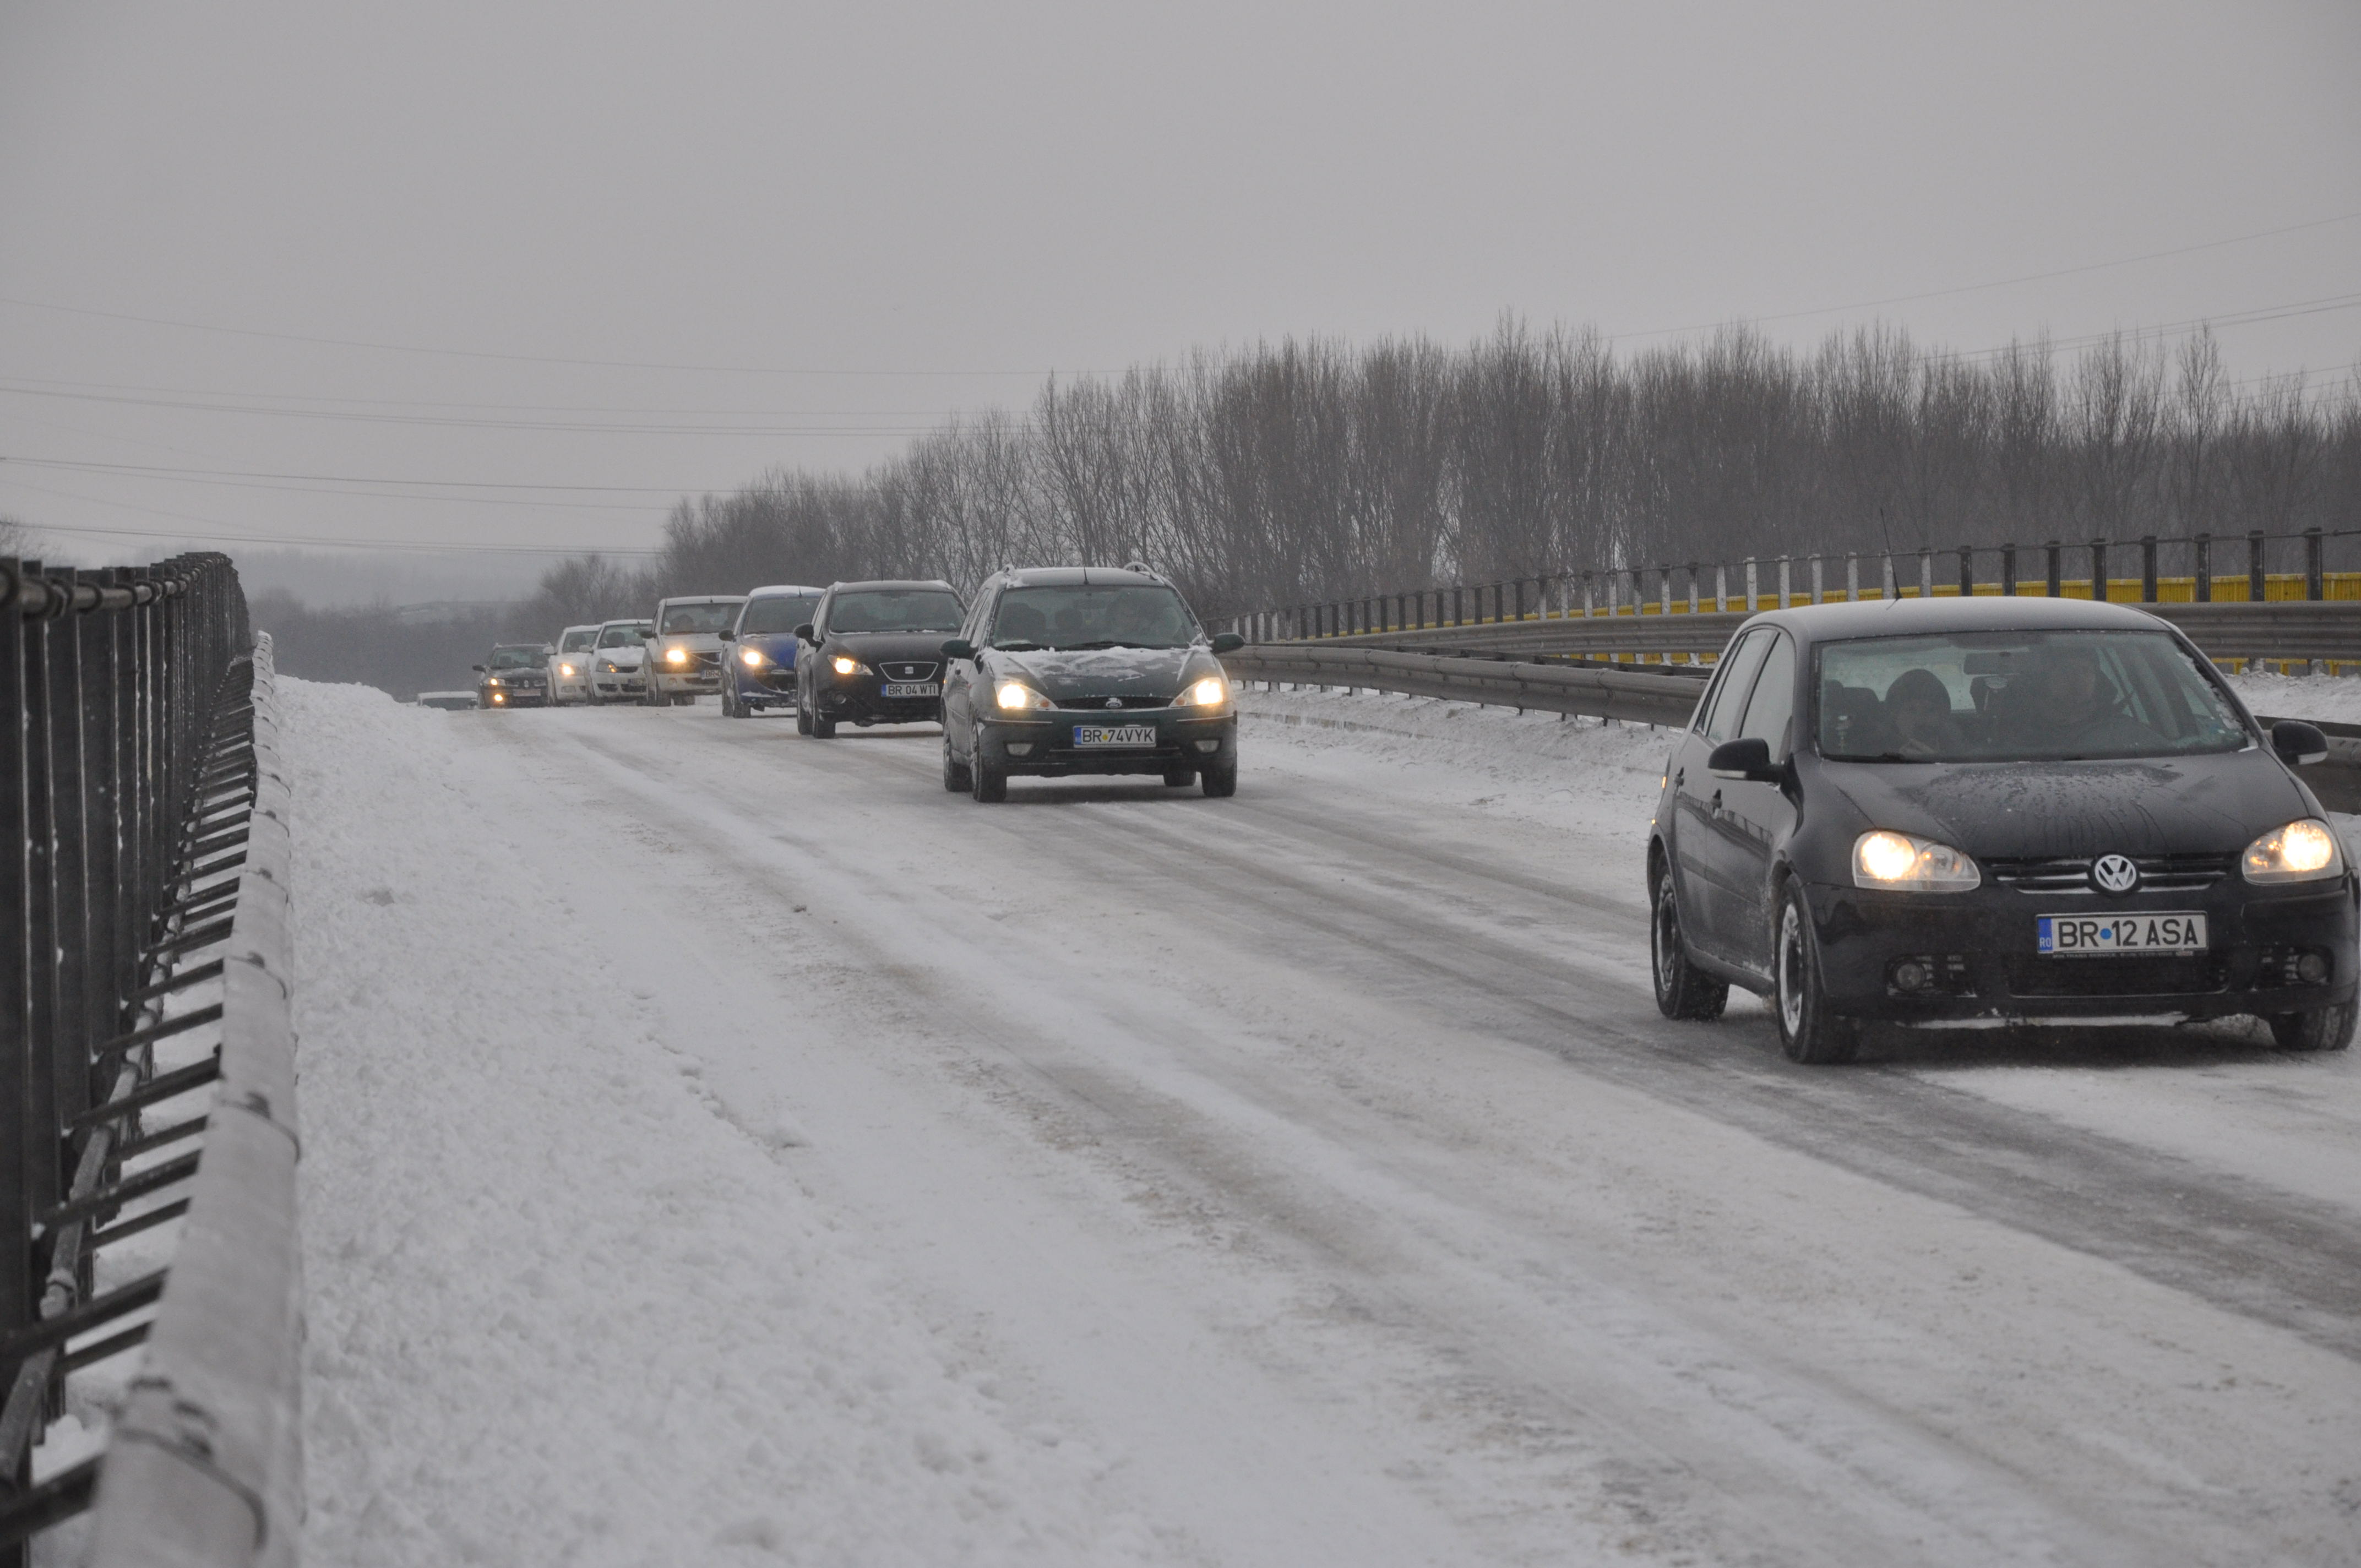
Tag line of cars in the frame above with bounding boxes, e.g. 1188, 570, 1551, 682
471, 563, 1248, 800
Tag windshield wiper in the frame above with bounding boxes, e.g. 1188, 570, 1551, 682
991, 639, 1047, 651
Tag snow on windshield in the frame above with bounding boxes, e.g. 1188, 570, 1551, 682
991, 585, 1197, 649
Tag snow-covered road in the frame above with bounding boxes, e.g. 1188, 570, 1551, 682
285, 681, 2361, 1567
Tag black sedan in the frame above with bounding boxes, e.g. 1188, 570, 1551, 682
793, 580, 966, 737
1648, 595, 2355, 1063
938, 565, 1245, 801
473, 643, 552, 709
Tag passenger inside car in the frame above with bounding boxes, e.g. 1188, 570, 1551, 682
993, 601, 1048, 645
1996, 646, 2163, 754
1885, 668, 1963, 759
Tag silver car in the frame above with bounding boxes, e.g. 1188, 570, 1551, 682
645, 595, 747, 705
586, 619, 653, 704
550, 623, 600, 705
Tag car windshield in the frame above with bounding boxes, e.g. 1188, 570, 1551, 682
1816, 630, 2251, 763
991, 585, 1198, 649
826, 589, 964, 634
488, 646, 543, 670
659, 601, 743, 635
560, 629, 598, 652
596, 624, 649, 647
739, 594, 822, 634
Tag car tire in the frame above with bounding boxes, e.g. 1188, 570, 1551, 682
809, 711, 836, 738
970, 726, 1007, 802
1774, 880, 1858, 1064
943, 729, 972, 792
1199, 759, 1238, 798
673, 693, 695, 706
1651, 860, 1729, 1021
796, 704, 812, 735
721, 685, 739, 718
1162, 766, 1195, 787
2268, 1001, 2356, 1052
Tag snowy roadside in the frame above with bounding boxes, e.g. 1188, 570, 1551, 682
282, 679, 1179, 1567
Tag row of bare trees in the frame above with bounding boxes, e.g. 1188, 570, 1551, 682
526, 322, 2361, 629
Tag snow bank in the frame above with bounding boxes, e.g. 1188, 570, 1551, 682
282, 680, 1172, 1567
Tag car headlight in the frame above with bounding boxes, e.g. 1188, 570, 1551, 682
1853, 830, 1980, 891
665, 646, 689, 666
487, 677, 504, 687
995, 681, 1054, 712
2242, 818, 2343, 884
831, 656, 870, 677
740, 647, 767, 668
1173, 675, 1229, 708
559, 662, 575, 677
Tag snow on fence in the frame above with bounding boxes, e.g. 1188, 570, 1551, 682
1, 557, 302, 1567
1232, 525, 2361, 672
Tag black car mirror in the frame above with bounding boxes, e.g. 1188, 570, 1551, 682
716, 628, 736, 641
794, 623, 816, 643
2272, 719, 2330, 767
940, 638, 975, 661
1708, 737, 1778, 781
1209, 632, 1245, 655
471, 664, 486, 672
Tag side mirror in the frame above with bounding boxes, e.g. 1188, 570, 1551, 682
1708, 737, 1778, 781
794, 623, 816, 643
2272, 719, 2330, 767
940, 639, 975, 661
1209, 632, 1245, 655
470, 664, 486, 672
716, 628, 736, 641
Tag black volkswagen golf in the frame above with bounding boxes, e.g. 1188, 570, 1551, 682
1649, 595, 2355, 1063
938, 565, 1245, 801
793, 579, 966, 737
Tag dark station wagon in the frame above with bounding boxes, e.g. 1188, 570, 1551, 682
1648, 596, 2355, 1062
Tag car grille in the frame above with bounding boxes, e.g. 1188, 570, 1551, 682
1054, 695, 1168, 710
2005, 953, 2229, 997
695, 650, 722, 668
878, 661, 938, 682
1983, 852, 2234, 893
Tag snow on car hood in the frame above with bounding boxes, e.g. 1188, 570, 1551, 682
599, 647, 647, 668
991, 645, 1211, 701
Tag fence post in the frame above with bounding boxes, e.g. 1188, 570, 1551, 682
2306, 528, 2324, 601
1845, 553, 1859, 601
2248, 530, 2266, 603
1778, 556, 1791, 609
2194, 533, 2212, 602
1744, 557, 1757, 612
1917, 549, 1930, 599
1958, 545, 1974, 597
1686, 565, 1699, 619
2141, 536, 2158, 603
2001, 543, 2017, 596
1811, 556, 1824, 604
2045, 541, 2063, 598
1715, 563, 1727, 613
2091, 538, 2109, 603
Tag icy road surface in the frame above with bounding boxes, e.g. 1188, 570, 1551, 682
284, 679, 2361, 1567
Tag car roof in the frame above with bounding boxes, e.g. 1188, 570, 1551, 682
826, 579, 959, 594
491, 641, 548, 651
655, 594, 746, 606
746, 584, 827, 597
597, 617, 651, 627
561, 623, 600, 633
1744, 595, 2173, 645
991, 565, 1166, 589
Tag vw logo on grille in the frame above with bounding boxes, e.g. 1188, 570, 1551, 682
2091, 854, 2141, 894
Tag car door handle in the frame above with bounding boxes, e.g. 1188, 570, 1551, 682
1673, 768, 1685, 787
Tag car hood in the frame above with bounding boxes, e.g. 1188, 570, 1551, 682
1816, 748, 2308, 860
738, 634, 798, 661
597, 647, 646, 667
987, 645, 1210, 700
826, 631, 960, 664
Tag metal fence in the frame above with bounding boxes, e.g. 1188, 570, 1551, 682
1232, 525, 2361, 667
1, 556, 300, 1566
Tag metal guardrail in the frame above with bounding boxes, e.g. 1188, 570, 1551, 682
1223, 643, 1705, 727
1, 558, 301, 1567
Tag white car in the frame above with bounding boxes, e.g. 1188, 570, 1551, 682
586, 619, 653, 704
549, 624, 600, 704
645, 595, 747, 705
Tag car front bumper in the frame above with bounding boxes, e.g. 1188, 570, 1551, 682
1807, 873, 2359, 1025
979, 710, 1236, 776
730, 665, 798, 705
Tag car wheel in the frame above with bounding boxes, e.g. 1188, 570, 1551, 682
1774, 881, 1857, 1064
1199, 759, 1238, 798
721, 684, 738, 717
2268, 1001, 2356, 1052
809, 711, 836, 738
1162, 765, 1195, 787
1651, 860, 1729, 1021
796, 704, 811, 735
943, 729, 972, 792
970, 726, 1007, 802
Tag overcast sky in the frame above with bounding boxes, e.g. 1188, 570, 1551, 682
3, 0, 2356, 587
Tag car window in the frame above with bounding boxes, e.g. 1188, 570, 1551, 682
488, 647, 543, 670
1737, 634, 1796, 761
659, 601, 743, 635
990, 585, 1198, 649
1697, 630, 1772, 744
738, 595, 821, 634
825, 589, 965, 634
596, 624, 649, 648
560, 629, 598, 652
1816, 630, 2249, 762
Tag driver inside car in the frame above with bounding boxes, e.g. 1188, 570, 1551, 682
2004, 645, 2163, 754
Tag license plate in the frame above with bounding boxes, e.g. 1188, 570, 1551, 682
880, 682, 939, 698
1073, 724, 1155, 748
2037, 912, 2208, 955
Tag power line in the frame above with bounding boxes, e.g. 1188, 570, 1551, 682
6, 455, 746, 494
